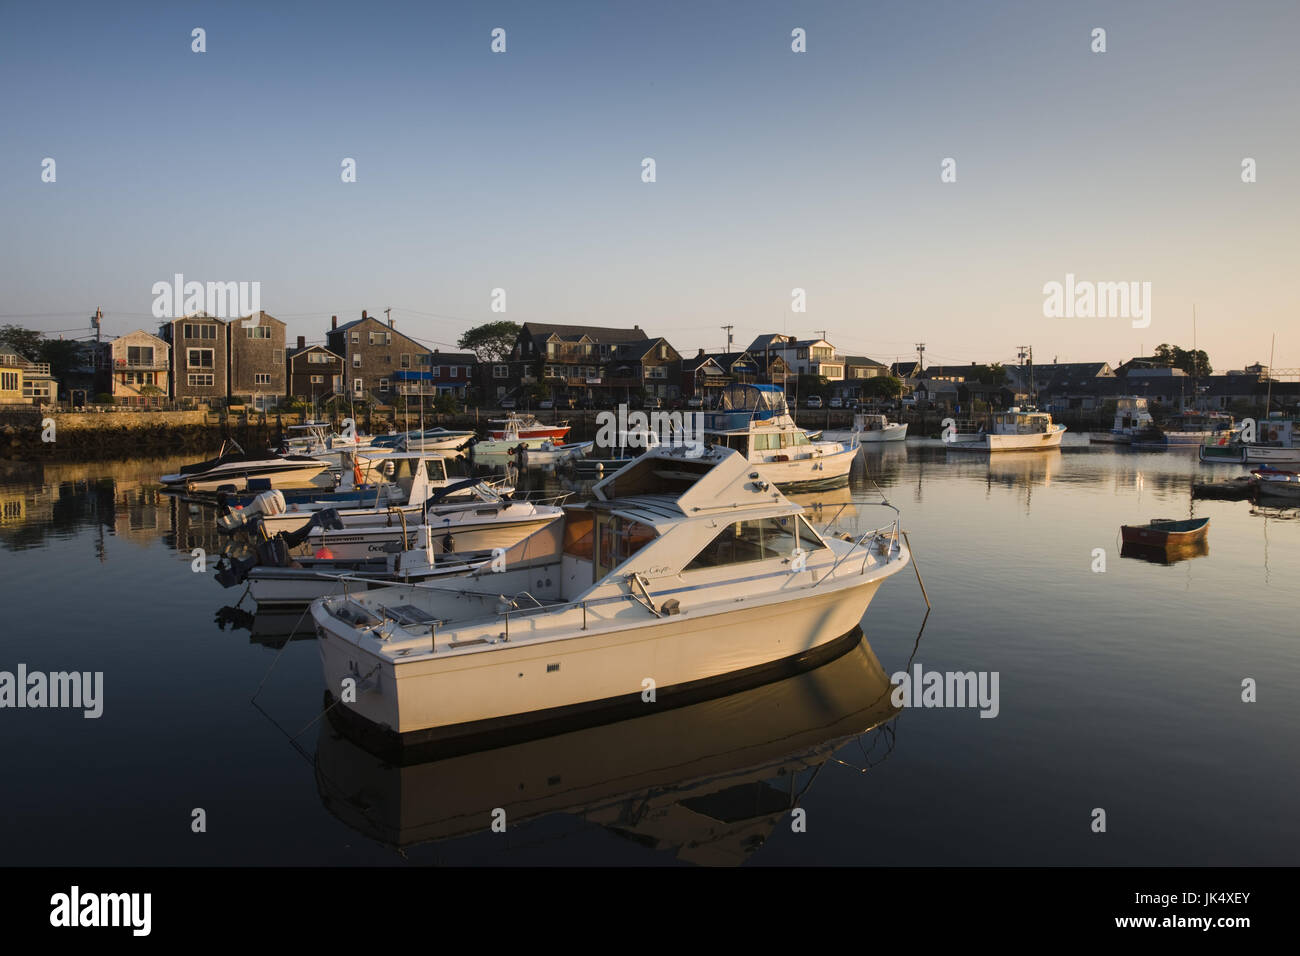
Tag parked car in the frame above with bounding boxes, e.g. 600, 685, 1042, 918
805, 395, 823, 409
829, 397, 843, 409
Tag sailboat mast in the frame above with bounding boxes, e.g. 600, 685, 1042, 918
1264, 333, 1276, 416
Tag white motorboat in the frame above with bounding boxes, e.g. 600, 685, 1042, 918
243, 519, 564, 608
371, 426, 476, 452
160, 439, 328, 492
519, 440, 593, 467
948, 408, 1066, 452
279, 421, 394, 473
248, 452, 513, 538
704, 384, 857, 488
1090, 397, 1154, 444
852, 412, 907, 443
309, 443, 910, 749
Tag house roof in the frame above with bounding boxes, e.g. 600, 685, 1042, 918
287, 344, 340, 360
841, 354, 886, 368
522, 322, 650, 344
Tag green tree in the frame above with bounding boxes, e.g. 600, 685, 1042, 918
862, 375, 904, 399
0, 325, 43, 358
458, 321, 521, 363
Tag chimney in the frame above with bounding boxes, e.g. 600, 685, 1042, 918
331, 315, 337, 330
697, 348, 705, 357
361, 310, 368, 321
297, 336, 306, 349
388, 316, 394, 329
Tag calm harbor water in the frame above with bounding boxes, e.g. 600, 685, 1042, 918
0, 441, 1296, 866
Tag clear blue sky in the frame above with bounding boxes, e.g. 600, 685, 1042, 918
1, 0, 1296, 372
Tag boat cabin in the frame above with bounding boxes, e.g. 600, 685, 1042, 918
994, 409, 1056, 434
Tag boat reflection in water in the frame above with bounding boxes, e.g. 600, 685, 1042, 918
1120, 538, 1210, 565
314, 629, 899, 864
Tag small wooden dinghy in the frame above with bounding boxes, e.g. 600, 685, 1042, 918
1120, 517, 1210, 547
1251, 467, 1300, 500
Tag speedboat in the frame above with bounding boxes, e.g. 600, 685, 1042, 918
518, 440, 593, 467
948, 407, 1066, 452
160, 439, 328, 492
703, 384, 857, 488
309, 443, 910, 750
369, 426, 476, 452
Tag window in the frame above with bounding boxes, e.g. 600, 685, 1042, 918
353, 378, 364, 395
350, 331, 359, 343
187, 348, 214, 368
274, 350, 284, 365
0, 372, 18, 391
684, 516, 812, 571
400, 353, 411, 369
379, 379, 390, 391
187, 373, 214, 387
646, 366, 666, 379
126, 346, 154, 366
353, 355, 361, 368
384, 354, 391, 364
797, 348, 808, 360
245, 326, 271, 339
254, 373, 271, 385
432, 366, 442, 378
310, 375, 324, 384
493, 364, 509, 378
183, 323, 216, 339
308, 351, 330, 364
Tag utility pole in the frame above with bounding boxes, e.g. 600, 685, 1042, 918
92, 306, 102, 345
915, 343, 926, 375
720, 324, 733, 352
384, 307, 392, 327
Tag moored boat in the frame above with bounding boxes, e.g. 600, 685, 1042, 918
947, 408, 1066, 452
1119, 517, 1210, 548
1251, 466, 1300, 500
309, 443, 910, 749
486, 413, 570, 442
704, 384, 857, 488
160, 439, 328, 492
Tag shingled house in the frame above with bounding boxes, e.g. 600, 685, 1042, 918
228, 311, 286, 410
160, 313, 228, 402
508, 322, 681, 404
286, 337, 343, 403
325, 311, 433, 404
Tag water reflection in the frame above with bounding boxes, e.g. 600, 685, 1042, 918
313, 632, 899, 864
1120, 538, 1210, 565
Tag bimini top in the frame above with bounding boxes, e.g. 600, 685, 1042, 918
589, 444, 786, 530
703, 383, 792, 431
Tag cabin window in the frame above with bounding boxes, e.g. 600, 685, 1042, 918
423, 458, 449, 482
563, 510, 595, 559
594, 514, 656, 576
752, 433, 780, 451
684, 516, 802, 571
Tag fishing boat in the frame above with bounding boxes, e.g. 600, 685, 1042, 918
1251, 466, 1300, 501
704, 384, 857, 488
946, 408, 1066, 452
472, 416, 575, 457
309, 443, 910, 749
851, 413, 907, 443
160, 439, 328, 492
486, 413, 570, 442
1119, 517, 1210, 549
1091, 397, 1154, 444
1200, 418, 1300, 465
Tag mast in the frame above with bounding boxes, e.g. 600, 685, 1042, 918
1264, 333, 1276, 416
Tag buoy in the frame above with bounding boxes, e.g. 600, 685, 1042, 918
315, 547, 334, 559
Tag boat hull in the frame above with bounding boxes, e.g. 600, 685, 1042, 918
310, 514, 556, 560
314, 574, 891, 746
856, 423, 908, 443
948, 428, 1066, 452
161, 461, 328, 491
751, 444, 857, 488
